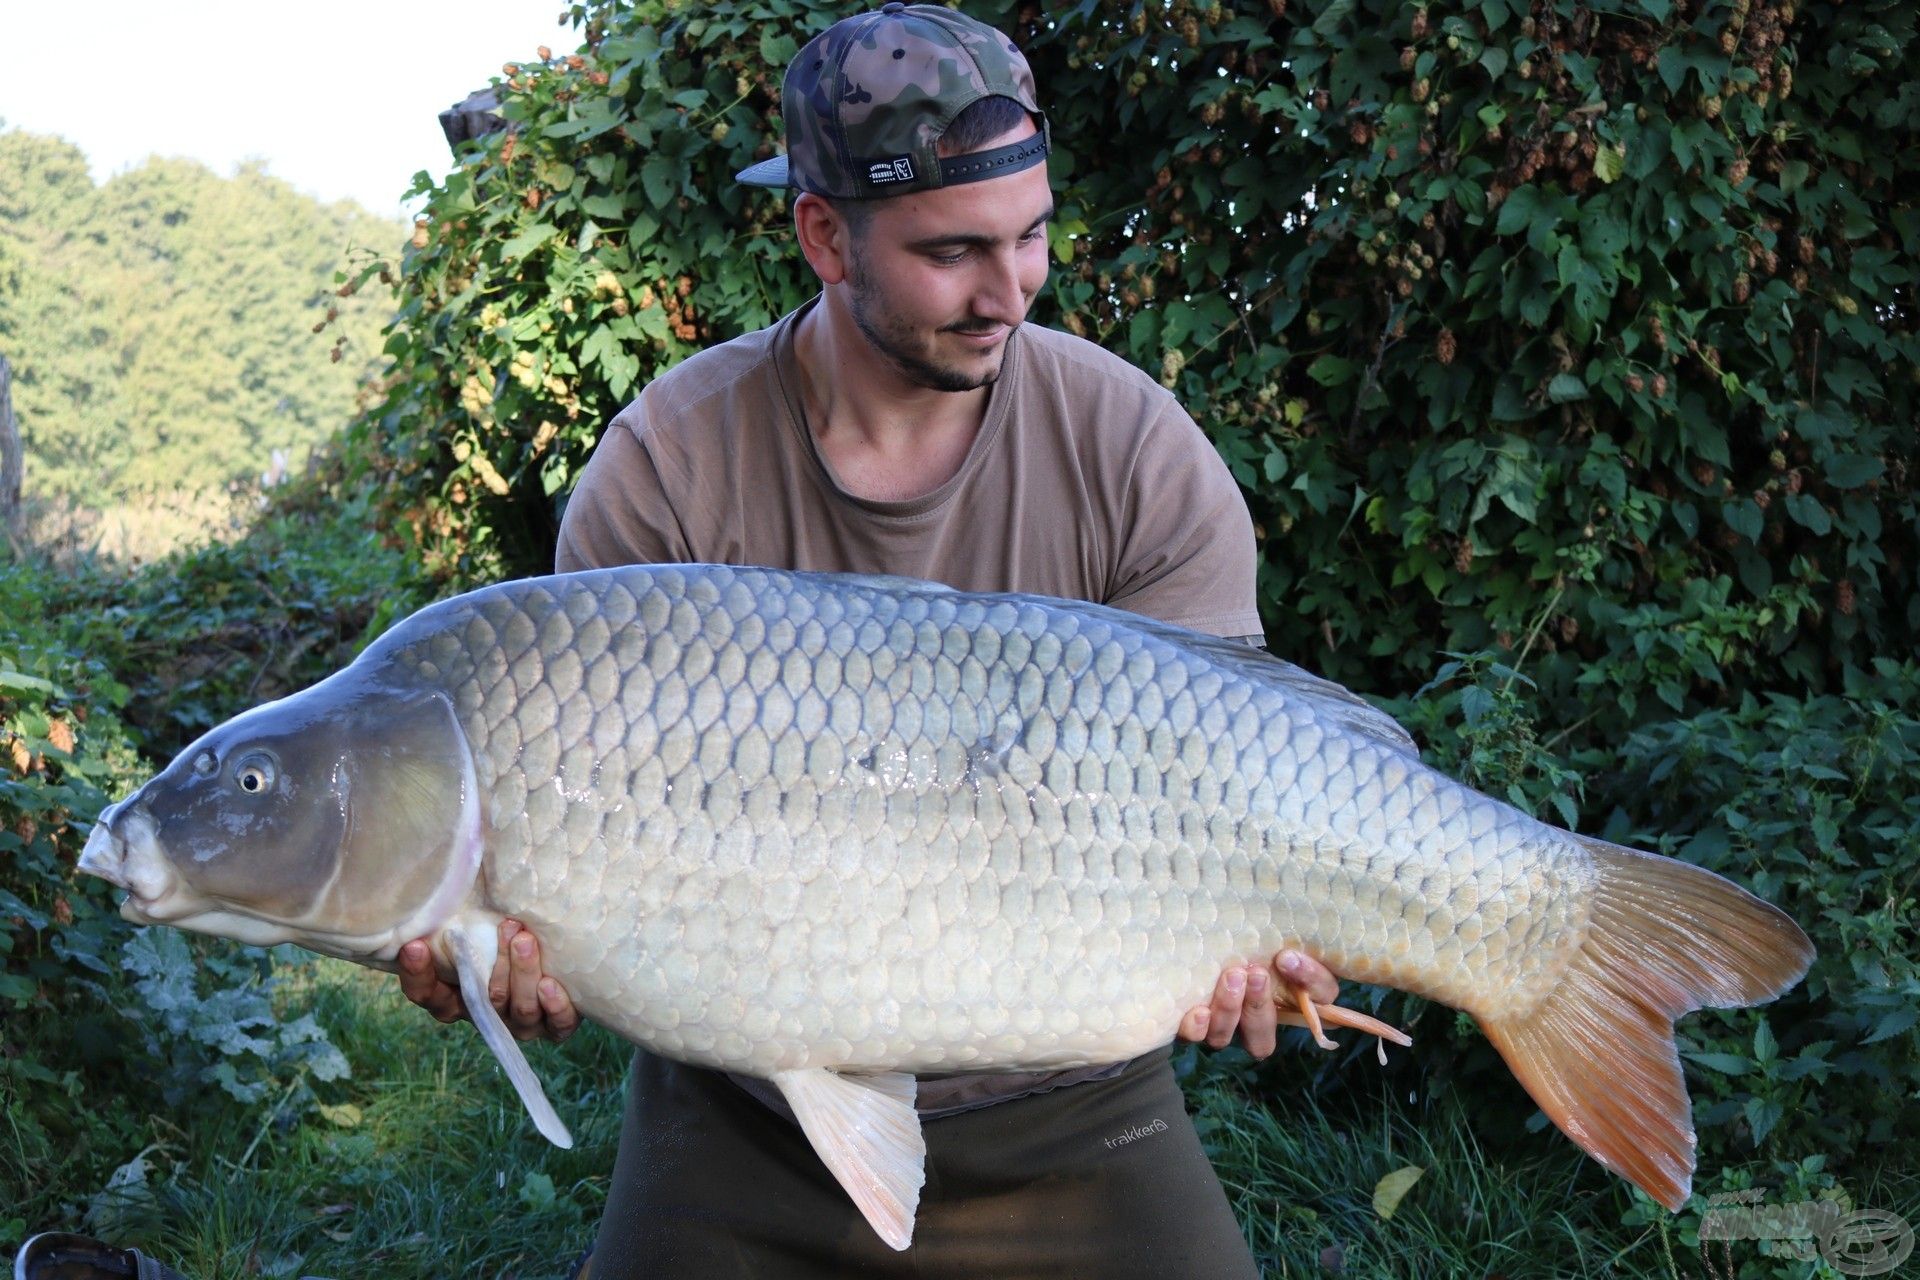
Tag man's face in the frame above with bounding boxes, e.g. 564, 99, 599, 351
839, 120, 1054, 393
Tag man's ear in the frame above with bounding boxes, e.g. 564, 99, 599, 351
794, 192, 853, 286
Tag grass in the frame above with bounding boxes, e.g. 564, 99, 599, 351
9, 957, 1916, 1278
1186, 1051, 1651, 1278
10, 960, 632, 1280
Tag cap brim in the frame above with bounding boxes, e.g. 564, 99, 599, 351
735, 155, 790, 188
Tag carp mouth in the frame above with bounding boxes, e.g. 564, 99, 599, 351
77, 799, 188, 923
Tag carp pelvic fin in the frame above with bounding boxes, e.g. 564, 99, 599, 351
771, 1067, 923, 1251
445, 921, 575, 1149
1478, 837, 1813, 1212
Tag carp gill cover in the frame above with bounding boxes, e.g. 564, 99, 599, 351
79, 564, 1814, 1249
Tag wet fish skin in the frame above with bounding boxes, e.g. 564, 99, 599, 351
78, 564, 1814, 1247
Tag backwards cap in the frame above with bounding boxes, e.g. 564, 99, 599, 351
736, 3, 1049, 198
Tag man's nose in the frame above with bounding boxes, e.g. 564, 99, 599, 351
973, 248, 1030, 324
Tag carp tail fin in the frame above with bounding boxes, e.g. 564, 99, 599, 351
1478, 837, 1812, 1211
445, 920, 574, 1149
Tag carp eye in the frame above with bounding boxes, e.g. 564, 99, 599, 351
233, 754, 277, 796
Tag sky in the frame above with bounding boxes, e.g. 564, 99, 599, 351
0, 0, 578, 220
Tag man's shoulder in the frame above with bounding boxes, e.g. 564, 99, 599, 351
1013, 323, 1168, 401
615, 324, 782, 438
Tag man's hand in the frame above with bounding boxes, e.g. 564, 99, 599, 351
1176, 950, 1339, 1060
396, 918, 581, 1043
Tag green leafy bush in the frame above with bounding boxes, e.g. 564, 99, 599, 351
346, 0, 1913, 1222
0, 483, 431, 1240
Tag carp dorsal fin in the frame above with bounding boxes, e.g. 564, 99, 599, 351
1177, 632, 1420, 758
444, 919, 574, 1149
771, 1067, 924, 1251
994, 593, 1422, 760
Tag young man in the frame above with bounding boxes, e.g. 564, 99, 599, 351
400, 6, 1339, 1274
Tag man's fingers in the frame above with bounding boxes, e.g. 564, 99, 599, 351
540, 978, 581, 1043
1176, 1005, 1210, 1043
398, 939, 467, 1023
507, 929, 543, 1034
1206, 966, 1245, 1049
1275, 949, 1339, 1005
1239, 965, 1278, 1060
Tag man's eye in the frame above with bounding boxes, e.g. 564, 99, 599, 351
928, 250, 968, 266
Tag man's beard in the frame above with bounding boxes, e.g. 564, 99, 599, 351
847, 254, 1012, 393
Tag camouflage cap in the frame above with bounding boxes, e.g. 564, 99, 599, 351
736, 3, 1049, 199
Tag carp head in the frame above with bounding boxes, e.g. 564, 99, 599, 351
77, 678, 482, 965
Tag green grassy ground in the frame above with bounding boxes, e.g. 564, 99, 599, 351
10, 957, 1913, 1278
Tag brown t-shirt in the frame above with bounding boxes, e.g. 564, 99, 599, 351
555, 297, 1262, 1116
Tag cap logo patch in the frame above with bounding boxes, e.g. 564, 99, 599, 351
868, 157, 915, 184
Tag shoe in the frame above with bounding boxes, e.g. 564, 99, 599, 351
12, 1233, 189, 1280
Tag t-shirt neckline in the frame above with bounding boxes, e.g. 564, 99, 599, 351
770, 295, 1020, 524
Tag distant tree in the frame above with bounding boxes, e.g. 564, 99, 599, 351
0, 131, 407, 509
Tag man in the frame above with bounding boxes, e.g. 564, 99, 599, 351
399, 6, 1339, 1274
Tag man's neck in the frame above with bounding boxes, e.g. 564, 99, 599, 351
791, 294, 993, 504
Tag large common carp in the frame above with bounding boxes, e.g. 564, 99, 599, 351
79, 565, 1812, 1248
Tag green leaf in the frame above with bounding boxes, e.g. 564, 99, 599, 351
641, 154, 679, 207
317, 1102, 363, 1128
499, 223, 559, 262
1308, 355, 1358, 386
1479, 47, 1510, 78
1685, 1051, 1753, 1075
1547, 373, 1587, 403
1494, 184, 1540, 236
1824, 454, 1885, 488
1745, 1096, 1783, 1145
1372, 1165, 1425, 1219
759, 31, 799, 68
1864, 1007, 1918, 1044
1753, 1018, 1777, 1065
1594, 143, 1625, 183
1724, 498, 1763, 541
1655, 48, 1688, 95
1784, 492, 1832, 535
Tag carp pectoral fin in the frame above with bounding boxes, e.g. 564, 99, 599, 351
1273, 1001, 1413, 1054
1477, 836, 1813, 1212
445, 923, 575, 1150
771, 1067, 923, 1252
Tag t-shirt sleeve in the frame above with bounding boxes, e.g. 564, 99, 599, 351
1105, 401, 1263, 639
553, 405, 693, 573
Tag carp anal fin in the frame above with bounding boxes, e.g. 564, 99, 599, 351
1477, 837, 1812, 1211
772, 1067, 924, 1251
445, 922, 575, 1149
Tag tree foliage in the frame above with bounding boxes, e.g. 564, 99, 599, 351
348, 0, 1920, 1234
0, 131, 405, 507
